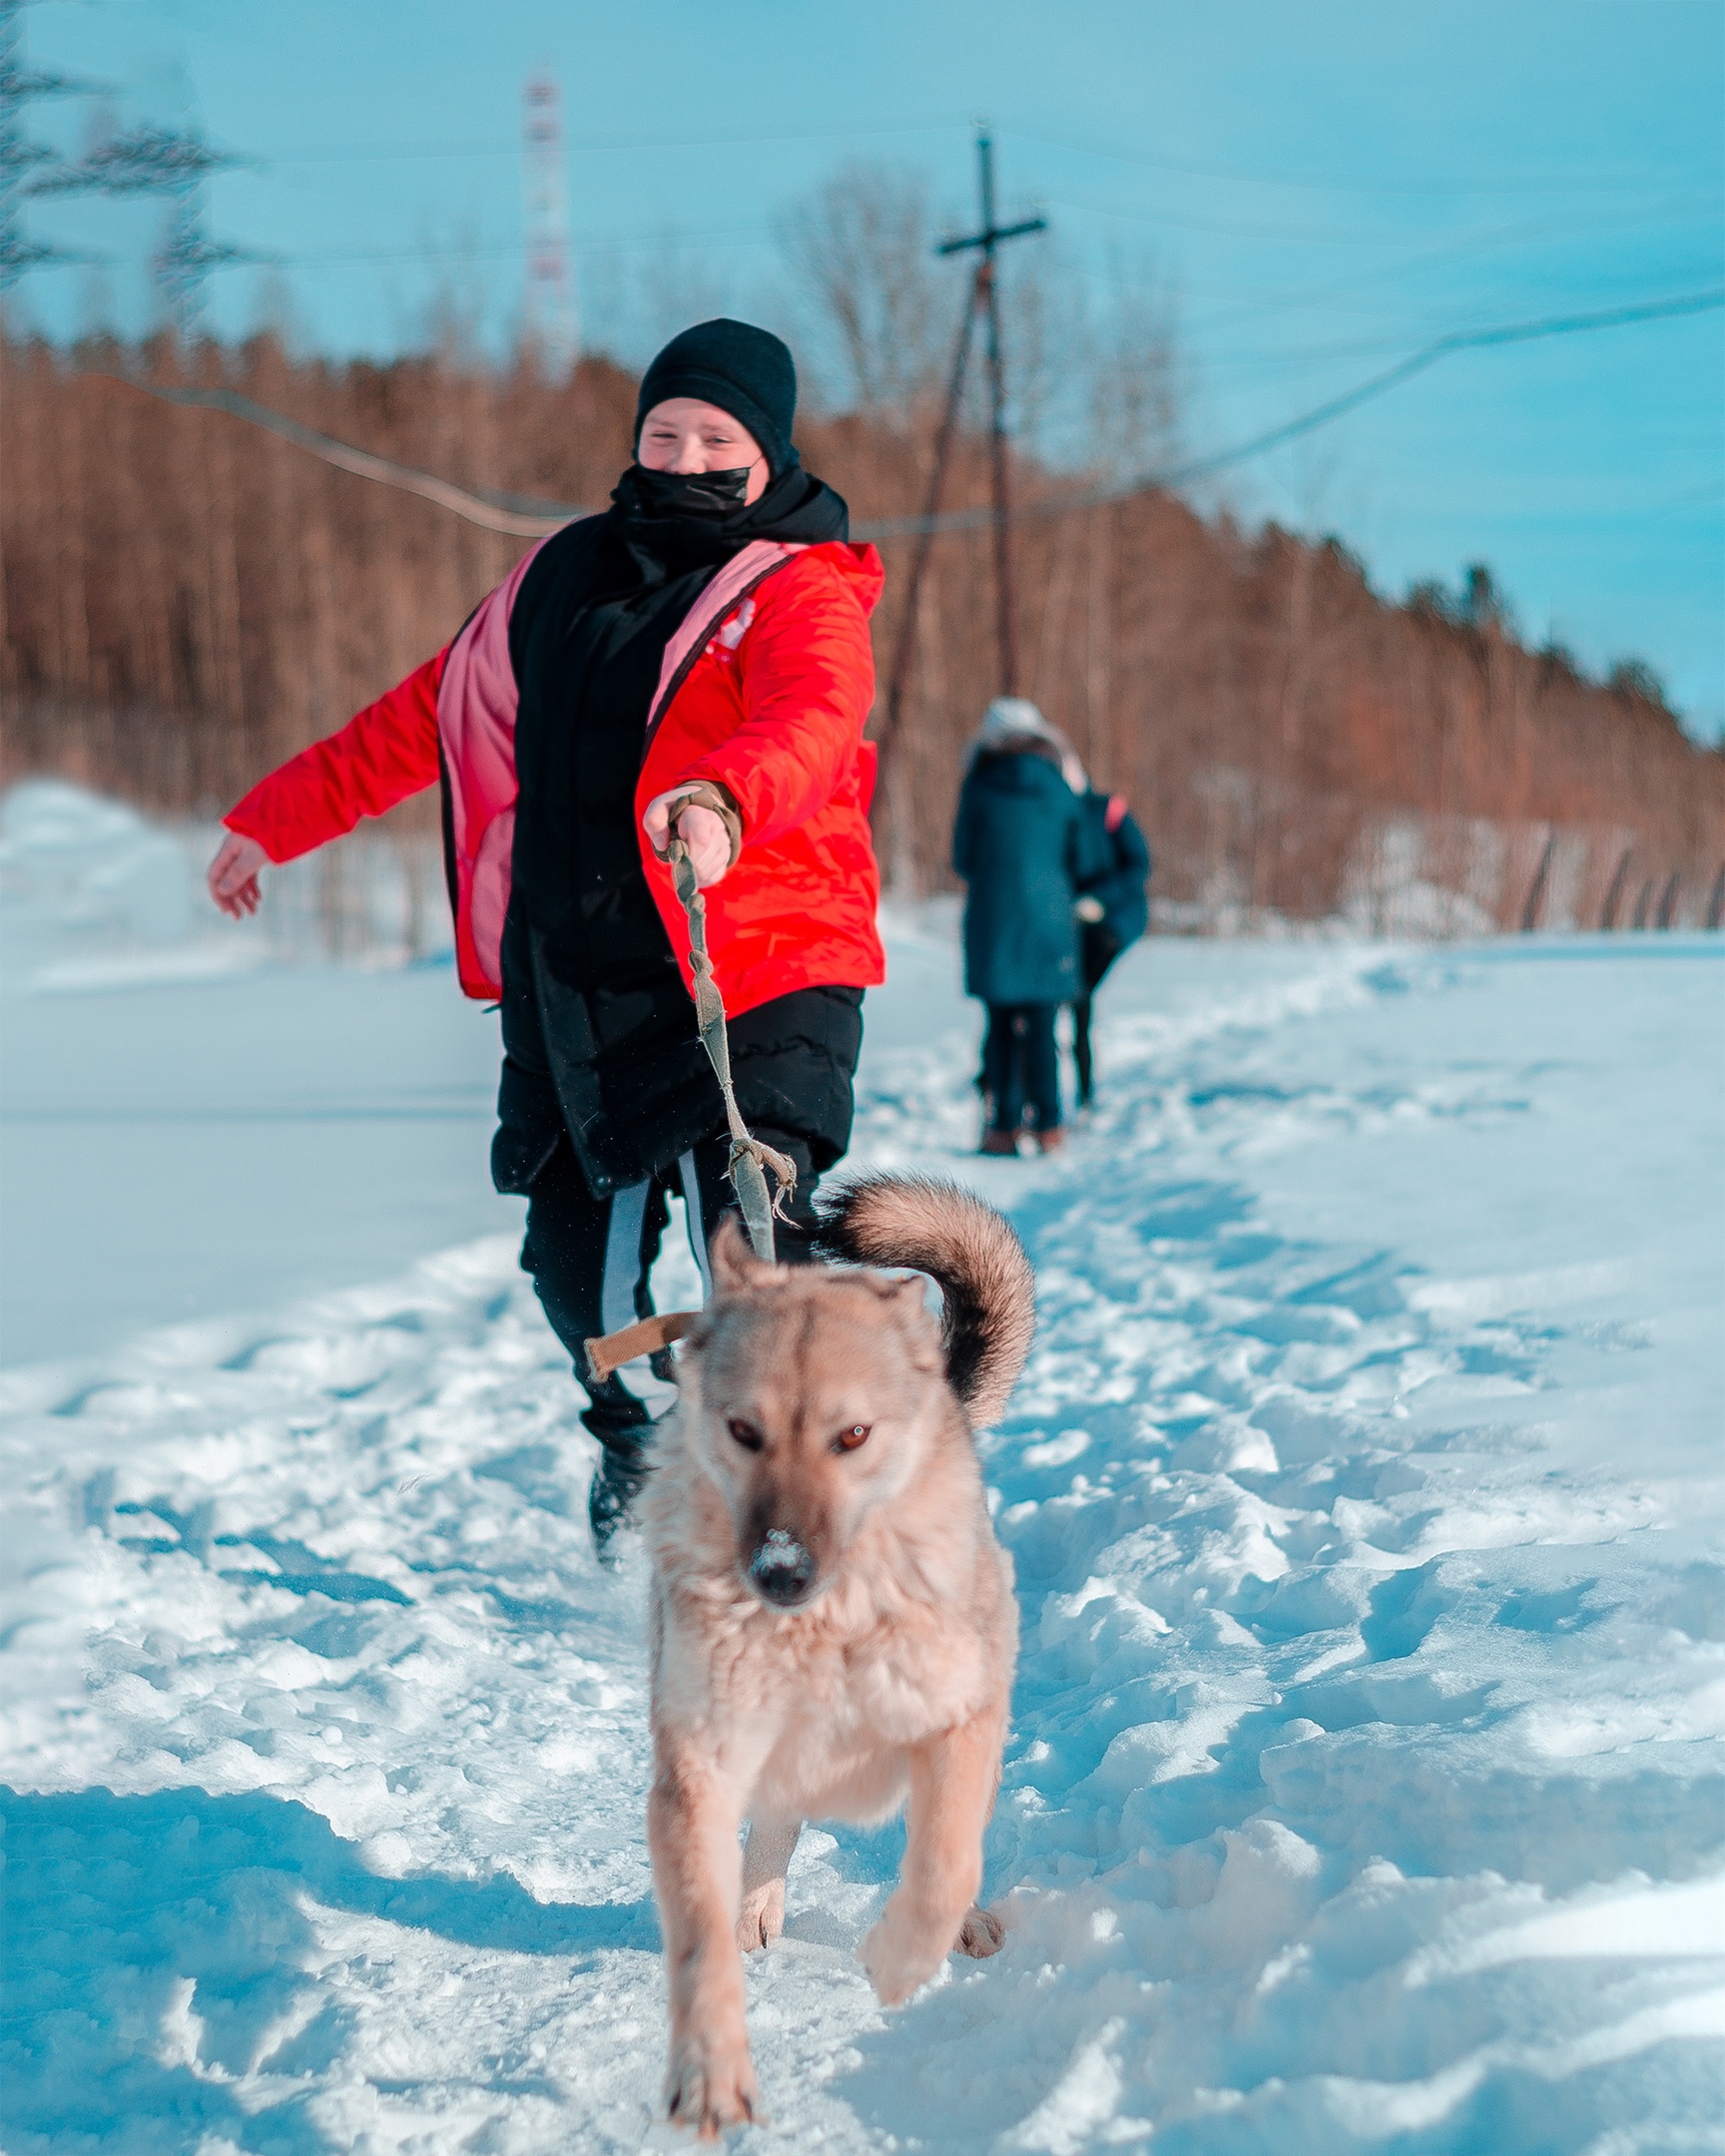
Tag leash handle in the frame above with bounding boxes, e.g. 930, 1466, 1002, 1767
665, 836, 797, 1264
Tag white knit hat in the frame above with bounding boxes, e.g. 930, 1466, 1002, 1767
974, 698, 1088, 794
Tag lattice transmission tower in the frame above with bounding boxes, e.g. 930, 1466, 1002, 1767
32, 118, 255, 333
3, 1, 259, 330
521, 66, 577, 378
0, 0, 105, 290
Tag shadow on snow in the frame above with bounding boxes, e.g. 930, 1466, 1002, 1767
0, 1784, 656, 2155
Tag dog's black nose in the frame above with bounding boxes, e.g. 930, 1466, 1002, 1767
748, 1528, 815, 1606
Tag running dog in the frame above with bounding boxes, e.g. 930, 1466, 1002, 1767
634, 1174, 1035, 2136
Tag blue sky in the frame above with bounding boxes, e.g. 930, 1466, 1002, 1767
16, 0, 1725, 732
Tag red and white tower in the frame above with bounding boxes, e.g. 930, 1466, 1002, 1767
521, 67, 577, 378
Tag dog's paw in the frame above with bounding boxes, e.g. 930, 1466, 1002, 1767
955, 1903, 1005, 1957
665, 2027, 760, 2139
736, 1878, 786, 1954
861, 1914, 945, 2007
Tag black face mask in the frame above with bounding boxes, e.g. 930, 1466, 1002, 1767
629, 462, 755, 517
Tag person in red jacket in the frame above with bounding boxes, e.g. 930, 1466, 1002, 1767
208, 319, 885, 1551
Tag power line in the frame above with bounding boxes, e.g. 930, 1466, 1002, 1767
1002, 122, 1708, 200
1042, 186, 1720, 254
238, 190, 1716, 297
253, 115, 970, 166
243, 115, 1699, 202
91, 375, 589, 536
86, 284, 1725, 544
1179, 199, 1724, 347
1042, 191, 1465, 249
272, 223, 775, 267
1146, 288, 1725, 494
861, 287, 1725, 536
1193, 270, 1725, 377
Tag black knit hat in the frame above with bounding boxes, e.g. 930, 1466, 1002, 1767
634, 318, 798, 478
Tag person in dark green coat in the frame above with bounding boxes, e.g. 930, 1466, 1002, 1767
952, 699, 1103, 1154
1072, 789, 1152, 1108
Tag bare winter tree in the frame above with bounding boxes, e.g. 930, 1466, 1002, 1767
777, 160, 1176, 483
1085, 247, 1183, 478
992, 232, 1087, 459
778, 162, 960, 421
634, 235, 738, 366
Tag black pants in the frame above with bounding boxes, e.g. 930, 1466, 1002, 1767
520, 1125, 822, 1451
982, 1003, 1061, 1134
1073, 923, 1124, 1108
1071, 995, 1095, 1110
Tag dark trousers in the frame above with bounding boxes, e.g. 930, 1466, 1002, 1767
1073, 923, 1124, 1108
981, 1003, 1061, 1134
1072, 995, 1096, 1110
521, 1127, 821, 1451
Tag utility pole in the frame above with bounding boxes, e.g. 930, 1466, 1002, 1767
940, 129, 1043, 696
521, 67, 578, 379
874, 127, 1043, 808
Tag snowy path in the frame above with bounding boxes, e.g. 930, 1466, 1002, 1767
3, 930, 1723, 2153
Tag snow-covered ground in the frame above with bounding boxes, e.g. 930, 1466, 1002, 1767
3, 802, 1723, 2153
0, 782, 496, 1369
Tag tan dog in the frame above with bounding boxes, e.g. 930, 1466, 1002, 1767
636, 1174, 1035, 2137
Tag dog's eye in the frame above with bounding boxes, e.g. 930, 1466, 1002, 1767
833, 1423, 871, 1454
727, 1417, 765, 1452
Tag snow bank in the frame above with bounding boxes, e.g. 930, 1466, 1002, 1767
0, 780, 448, 992
2, 902, 1721, 2151
1, 779, 207, 976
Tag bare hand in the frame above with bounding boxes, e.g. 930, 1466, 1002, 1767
643, 794, 732, 889
208, 832, 269, 918
1075, 894, 1106, 924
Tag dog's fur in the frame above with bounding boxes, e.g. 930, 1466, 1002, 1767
639, 1174, 1035, 2136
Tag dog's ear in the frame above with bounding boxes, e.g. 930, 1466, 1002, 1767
871, 1271, 928, 1313
709, 1212, 774, 1296
873, 1271, 943, 1369
900, 1284, 944, 1370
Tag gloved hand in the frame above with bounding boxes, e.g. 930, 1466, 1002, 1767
1075, 895, 1106, 924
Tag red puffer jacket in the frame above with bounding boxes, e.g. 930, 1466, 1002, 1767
224, 532, 887, 1017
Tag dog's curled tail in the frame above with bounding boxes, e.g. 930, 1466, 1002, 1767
814, 1175, 1035, 1427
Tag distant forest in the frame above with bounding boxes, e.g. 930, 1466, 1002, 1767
3, 326, 1722, 933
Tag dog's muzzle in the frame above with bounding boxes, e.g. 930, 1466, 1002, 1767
747, 1527, 817, 1607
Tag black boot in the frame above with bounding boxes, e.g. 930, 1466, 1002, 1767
582, 1390, 654, 1562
